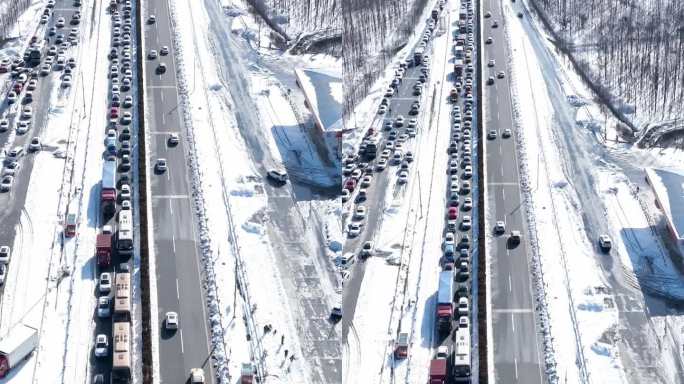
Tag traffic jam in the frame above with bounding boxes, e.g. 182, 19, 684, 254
429, 0, 478, 382
0, 0, 83, 284
341, 0, 478, 381
91, 0, 137, 382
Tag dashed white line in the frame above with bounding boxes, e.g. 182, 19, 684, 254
180, 329, 185, 354
172, 234, 176, 253
176, 279, 180, 300
511, 313, 516, 332
169, 199, 173, 215
153, 194, 188, 199
508, 274, 512, 291
514, 357, 519, 379
502, 188, 506, 201
160, 91, 164, 103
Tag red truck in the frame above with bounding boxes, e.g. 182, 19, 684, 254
64, 213, 77, 237
428, 358, 447, 384
96, 234, 112, 267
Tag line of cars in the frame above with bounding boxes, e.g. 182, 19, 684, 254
91, 1, 139, 383
429, 0, 478, 382
337, 1, 443, 284
0, 0, 82, 193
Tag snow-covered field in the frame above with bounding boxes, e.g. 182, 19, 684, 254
504, 1, 684, 383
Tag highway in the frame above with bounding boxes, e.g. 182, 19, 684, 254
0, 0, 79, 273
141, 0, 214, 382
480, 0, 544, 382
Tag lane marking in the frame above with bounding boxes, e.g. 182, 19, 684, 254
149, 131, 178, 135
161, 111, 166, 124
492, 308, 534, 314
160, 91, 165, 103
176, 278, 180, 300
152, 194, 188, 199
502, 188, 506, 201
166, 169, 171, 181
512, 313, 516, 332
172, 234, 176, 253
147, 85, 178, 89
487, 182, 519, 186
514, 357, 519, 379
180, 329, 185, 354
508, 274, 512, 291
169, 199, 173, 216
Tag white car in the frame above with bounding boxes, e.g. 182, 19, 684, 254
190, 368, 205, 384
395, 115, 405, 127
354, 205, 366, 220
0, 119, 9, 132
599, 235, 612, 251
436, 345, 449, 359
121, 200, 132, 210
94, 334, 108, 357
0, 264, 6, 285
99, 272, 112, 293
120, 184, 131, 201
494, 221, 505, 234
21, 106, 32, 119
155, 158, 168, 172
165, 311, 179, 330
348, 223, 362, 238
360, 241, 374, 257
397, 170, 409, 184
461, 215, 472, 230
502, 128, 512, 138
160, 46, 170, 55
267, 169, 287, 183
488, 59, 495, 67
444, 232, 455, 247
29, 137, 41, 152
375, 158, 388, 171
0, 176, 13, 192
148, 49, 158, 59
360, 175, 372, 188
0, 246, 10, 264
97, 296, 111, 318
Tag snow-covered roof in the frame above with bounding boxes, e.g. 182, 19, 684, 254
645, 168, 684, 240
295, 67, 343, 132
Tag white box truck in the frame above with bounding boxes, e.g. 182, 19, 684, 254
0, 324, 39, 378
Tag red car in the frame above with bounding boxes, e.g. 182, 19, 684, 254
109, 107, 119, 118
13, 82, 23, 93
448, 207, 458, 220
344, 178, 357, 191
0, 65, 7, 73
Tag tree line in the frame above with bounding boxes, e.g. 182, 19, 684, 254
532, 0, 684, 128
341, 0, 429, 125
0, 0, 33, 41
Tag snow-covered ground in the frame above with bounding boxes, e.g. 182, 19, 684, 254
504, 1, 684, 383
0, 0, 122, 382
167, 0, 340, 382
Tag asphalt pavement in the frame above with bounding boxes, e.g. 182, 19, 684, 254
141, 0, 214, 382
481, 0, 544, 382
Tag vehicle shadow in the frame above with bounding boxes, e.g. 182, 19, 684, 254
269, 124, 340, 201
617, 226, 684, 317
420, 291, 437, 348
